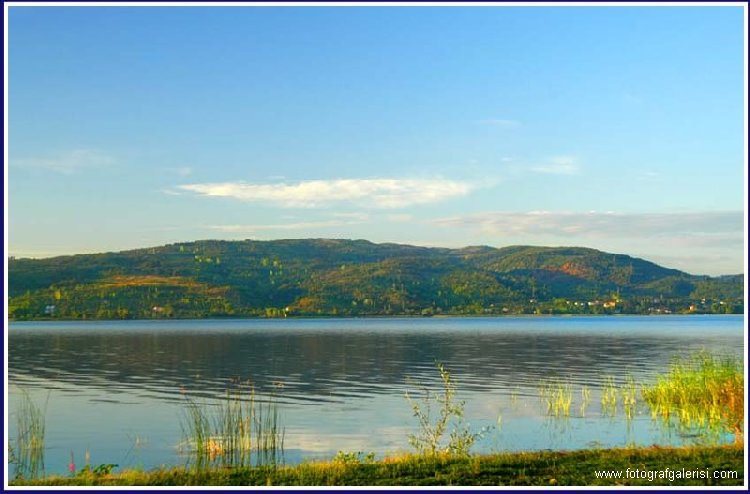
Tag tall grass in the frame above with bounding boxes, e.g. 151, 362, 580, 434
180, 385, 285, 470
642, 352, 744, 444
12, 389, 48, 480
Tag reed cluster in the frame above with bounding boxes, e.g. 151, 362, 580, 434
538, 379, 573, 417
537, 373, 643, 422
641, 352, 744, 443
179, 385, 285, 470
11, 389, 48, 480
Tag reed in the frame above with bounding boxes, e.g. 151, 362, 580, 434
509, 386, 520, 407
253, 393, 285, 466
600, 376, 618, 416
620, 376, 638, 420
538, 379, 573, 417
181, 398, 211, 469
180, 385, 285, 470
641, 352, 744, 443
12, 389, 48, 480
580, 385, 592, 417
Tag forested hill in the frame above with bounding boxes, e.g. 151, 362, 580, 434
7, 239, 744, 319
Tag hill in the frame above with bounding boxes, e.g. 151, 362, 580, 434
7, 239, 744, 319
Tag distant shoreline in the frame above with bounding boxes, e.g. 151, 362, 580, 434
9, 240, 743, 321
7, 312, 744, 324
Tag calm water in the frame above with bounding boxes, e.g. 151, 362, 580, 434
6, 315, 745, 475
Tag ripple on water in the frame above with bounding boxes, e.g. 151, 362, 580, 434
7, 315, 744, 475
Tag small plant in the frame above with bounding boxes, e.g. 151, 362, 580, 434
12, 389, 47, 481
405, 362, 491, 457
332, 451, 376, 465
92, 463, 118, 476
75, 462, 119, 478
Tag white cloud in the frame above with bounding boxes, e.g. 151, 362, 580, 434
432, 210, 744, 274
11, 149, 114, 174
176, 178, 473, 209
433, 210, 743, 242
530, 156, 580, 175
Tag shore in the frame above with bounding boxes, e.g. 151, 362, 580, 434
9, 312, 745, 323
11, 444, 745, 487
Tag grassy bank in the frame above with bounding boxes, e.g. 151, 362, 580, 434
11, 445, 744, 486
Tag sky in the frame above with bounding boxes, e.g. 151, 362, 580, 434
5, 3, 747, 276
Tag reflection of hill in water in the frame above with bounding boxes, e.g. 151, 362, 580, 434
8, 318, 742, 405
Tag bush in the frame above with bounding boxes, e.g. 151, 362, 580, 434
405, 362, 491, 457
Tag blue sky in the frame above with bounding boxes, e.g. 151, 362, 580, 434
6, 4, 746, 276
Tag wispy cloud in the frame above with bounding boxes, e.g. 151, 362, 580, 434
646, 253, 742, 276
207, 220, 357, 234
386, 213, 414, 223
175, 178, 473, 209
477, 118, 521, 128
530, 156, 580, 175
11, 149, 115, 174
331, 212, 371, 221
433, 210, 743, 246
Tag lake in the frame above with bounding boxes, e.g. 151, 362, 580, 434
6, 315, 745, 475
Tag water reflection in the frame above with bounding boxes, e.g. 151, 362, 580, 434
10, 316, 742, 403
7, 315, 744, 474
